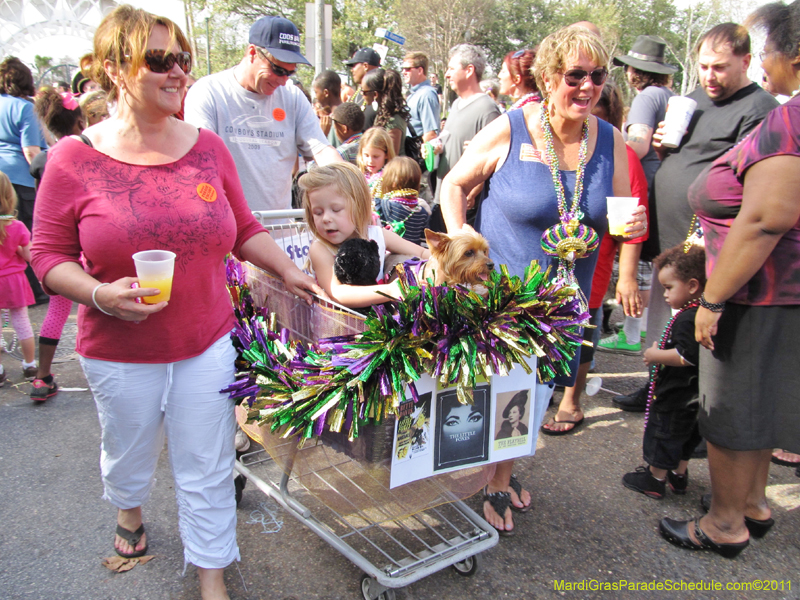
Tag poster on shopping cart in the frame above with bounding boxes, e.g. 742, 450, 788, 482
389, 363, 538, 488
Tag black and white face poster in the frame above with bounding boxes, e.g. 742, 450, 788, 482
433, 386, 490, 471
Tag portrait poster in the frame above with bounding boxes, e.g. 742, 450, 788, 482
389, 363, 537, 488
433, 385, 491, 472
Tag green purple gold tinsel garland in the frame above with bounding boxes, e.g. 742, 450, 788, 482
222, 258, 588, 441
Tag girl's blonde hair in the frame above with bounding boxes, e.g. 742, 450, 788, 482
356, 127, 396, 173
299, 163, 373, 252
84, 4, 192, 103
382, 156, 422, 195
0, 172, 18, 244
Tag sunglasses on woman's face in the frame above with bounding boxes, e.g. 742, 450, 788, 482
562, 67, 607, 87
143, 49, 192, 74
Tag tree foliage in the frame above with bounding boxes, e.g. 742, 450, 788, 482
185, 0, 765, 96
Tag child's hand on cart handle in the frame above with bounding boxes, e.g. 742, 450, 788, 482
283, 269, 324, 305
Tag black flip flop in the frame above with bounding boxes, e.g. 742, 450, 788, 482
541, 416, 584, 436
115, 523, 148, 558
771, 454, 800, 468
508, 474, 532, 513
483, 487, 515, 537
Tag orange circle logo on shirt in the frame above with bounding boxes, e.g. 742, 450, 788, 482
272, 108, 286, 122
197, 183, 218, 202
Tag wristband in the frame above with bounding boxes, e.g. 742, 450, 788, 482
92, 282, 114, 316
699, 293, 725, 313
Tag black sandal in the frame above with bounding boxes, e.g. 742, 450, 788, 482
483, 487, 515, 537
115, 523, 148, 558
508, 474, 531, 513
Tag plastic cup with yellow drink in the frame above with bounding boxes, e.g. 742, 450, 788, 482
606, 197, 640, 236
132, 250, 176, 304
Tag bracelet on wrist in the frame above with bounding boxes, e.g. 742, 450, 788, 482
92, 282, 114, 316
699, 293, 725, 313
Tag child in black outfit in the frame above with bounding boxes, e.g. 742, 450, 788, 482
622, 244, 705, 499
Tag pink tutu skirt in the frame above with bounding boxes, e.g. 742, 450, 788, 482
0, 271, 35, 308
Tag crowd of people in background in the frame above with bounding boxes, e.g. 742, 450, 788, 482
1, 1, 799, 596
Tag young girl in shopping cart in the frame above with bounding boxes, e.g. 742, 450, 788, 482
0, 172, 39, 384
300, 162, 430, 308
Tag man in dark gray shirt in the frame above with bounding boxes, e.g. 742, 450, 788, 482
614, 23, 779, 411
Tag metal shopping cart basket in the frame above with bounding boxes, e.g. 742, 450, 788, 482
234, 211, 499, 600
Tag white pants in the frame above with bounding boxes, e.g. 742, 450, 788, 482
80, 333, 240, 569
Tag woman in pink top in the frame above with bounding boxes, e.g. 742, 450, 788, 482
30, 6, 320, 598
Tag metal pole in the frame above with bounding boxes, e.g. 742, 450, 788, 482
315, 0, 324, 75
205, 17, 211, 76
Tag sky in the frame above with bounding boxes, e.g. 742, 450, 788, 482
7, 0, 186, 68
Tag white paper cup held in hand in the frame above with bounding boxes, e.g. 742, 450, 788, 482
661, 96, 698, 148
132, 250, 176, 304
606, 197, 639, 236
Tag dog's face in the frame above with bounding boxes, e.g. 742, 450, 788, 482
424, 225, 494, 285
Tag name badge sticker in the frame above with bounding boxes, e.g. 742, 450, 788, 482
519, 143, 543, 162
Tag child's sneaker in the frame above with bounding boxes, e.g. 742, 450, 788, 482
31, 379, 58, 403
0, 369, 6, 386
598, 331, 642, 355
667, 469, 689, 495
22, 365, 37, 380
622, 466, 666, 499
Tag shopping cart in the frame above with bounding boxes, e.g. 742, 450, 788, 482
234, 212, 498, 599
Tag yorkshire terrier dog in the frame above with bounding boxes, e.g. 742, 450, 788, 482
420, 225, 494, 286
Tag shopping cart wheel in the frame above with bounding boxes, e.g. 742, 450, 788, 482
360, 574, 396, 600
452, 553, 480, 577
234, 474, 246, 506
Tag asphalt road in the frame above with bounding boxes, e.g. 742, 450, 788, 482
0, 303, 797, 600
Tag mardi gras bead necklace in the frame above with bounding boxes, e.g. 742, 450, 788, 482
381, 189, 420, 236
510, 92, 539, 111
539, 100, 599, 301
644, 298, 701, 426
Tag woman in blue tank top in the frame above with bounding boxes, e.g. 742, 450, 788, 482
439, 26, 647, 536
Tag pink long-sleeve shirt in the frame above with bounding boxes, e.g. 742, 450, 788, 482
31, 129, 265, 363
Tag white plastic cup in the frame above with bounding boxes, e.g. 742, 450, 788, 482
132, 250, 176, 304
606, 196, 639, 236
661, 96, 698, 148
585, 377, 602, 396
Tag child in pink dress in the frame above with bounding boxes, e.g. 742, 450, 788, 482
0, 172, 38, 384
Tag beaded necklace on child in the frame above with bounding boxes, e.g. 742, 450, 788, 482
643, 298, 701, 427
381, 188, 420, 237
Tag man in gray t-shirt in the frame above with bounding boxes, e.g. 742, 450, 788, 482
185, 15, 341, 212
433, 44, 500, 206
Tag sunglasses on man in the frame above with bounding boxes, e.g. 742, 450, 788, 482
561, 67, 608, 87
255, 47, 297, 77
141, 49, 192, 74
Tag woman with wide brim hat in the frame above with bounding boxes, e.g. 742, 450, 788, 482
597, 36, 679, 359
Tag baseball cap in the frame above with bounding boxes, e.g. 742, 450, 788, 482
343, 48, 381, 67
249, 16, 310, 65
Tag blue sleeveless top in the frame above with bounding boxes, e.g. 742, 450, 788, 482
476, 109, 615, 384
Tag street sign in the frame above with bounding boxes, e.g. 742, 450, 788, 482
374, 27, 405, 46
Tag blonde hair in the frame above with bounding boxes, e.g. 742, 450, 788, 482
84, 4, 191, 103
534, 25, 610, 98
356, 127, 396, 173
382, 156, 421, 195
299, 163, 374, 253
0, 172, 18, 244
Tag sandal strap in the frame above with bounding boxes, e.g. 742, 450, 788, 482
508, 474, 523, 497
483, 488, 512, 519
116, 523, 145, 546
